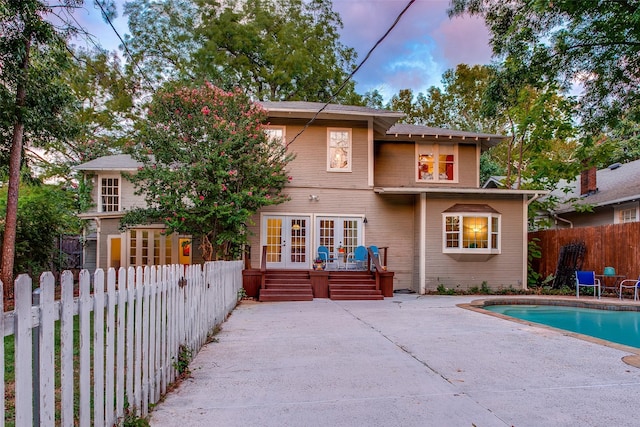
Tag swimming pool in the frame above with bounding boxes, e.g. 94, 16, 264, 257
484, 304, 640, 349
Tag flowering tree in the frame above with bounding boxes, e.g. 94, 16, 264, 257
122, 83, 293, 260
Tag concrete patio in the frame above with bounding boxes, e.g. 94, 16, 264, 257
150, 295, 640, 426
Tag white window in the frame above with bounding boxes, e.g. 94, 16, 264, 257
100, 177, 119, 212
264, 126, 285, 145
417, 143, 457, 182
614, 203, 639, 224
327, 128, 352, 172
443, 209, 501, 254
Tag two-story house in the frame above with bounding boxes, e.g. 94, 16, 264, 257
76, 101, 543, 294
246, 102, 543, 293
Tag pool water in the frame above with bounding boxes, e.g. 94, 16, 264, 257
485, 305, 640, 349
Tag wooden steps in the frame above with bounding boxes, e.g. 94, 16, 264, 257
329, 271, 383, 300
259, 270, 313, 302
257, 269, 385, 301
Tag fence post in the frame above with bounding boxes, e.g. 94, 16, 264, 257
31, 287, 40, 427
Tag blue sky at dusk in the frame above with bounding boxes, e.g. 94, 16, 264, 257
71, 0, 493, 101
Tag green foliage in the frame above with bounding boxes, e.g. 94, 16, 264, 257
480, 281, 491, 294
44, 47, 137, 180
527, 238, 543, 287
0, 184, 80, 277
172, 344, 193, 376
120, 407, 150, 427
449, 0, 640, 133
122, 83, 293, 260
237, 287, 247, 301
123, 0, 200, 85
124, 0, 360, 103
436, 284, 456, 295
195, 0, 359, 102
388, 64, 501, 133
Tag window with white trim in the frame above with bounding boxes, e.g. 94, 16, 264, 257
614, 203, 639, 224
264, 126, 285, 145
327, 128, 351, 172
100, 177, 119, 212
417, 143, 457, 182
443, 208, 501, 254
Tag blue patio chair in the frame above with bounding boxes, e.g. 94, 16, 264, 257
619, 276, 640, 301
346, 245, 368, 270
575, 270, 600, 299
318, 246, 330, 263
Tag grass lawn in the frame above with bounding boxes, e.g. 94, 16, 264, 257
4, 315, 87, 427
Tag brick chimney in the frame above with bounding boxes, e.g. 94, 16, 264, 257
580, 167, 597, 195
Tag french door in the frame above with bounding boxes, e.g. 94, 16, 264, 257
315, 216, 363, 259
263, 215, 310, 269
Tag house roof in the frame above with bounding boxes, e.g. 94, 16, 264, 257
259, 101, 509, 150
74, 154, 142, 171
384, 123, 508, 150
259, 101, 404, 136
550, 159, 640, 214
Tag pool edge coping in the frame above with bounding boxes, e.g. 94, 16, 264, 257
458, 296, 640, 369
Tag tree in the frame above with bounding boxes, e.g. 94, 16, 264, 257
123, 0, 200, 86
193, 0, 359, 102
387, 65, 502, 133
449, 0, 640, 133
123, 0, 360, 102
479, 60, 579, 190
0, 0, 87, 287
122, 82, 293, 260
0, 184, 81, 281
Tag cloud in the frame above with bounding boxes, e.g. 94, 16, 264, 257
333, 0, 493, 100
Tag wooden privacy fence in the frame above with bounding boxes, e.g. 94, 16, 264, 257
1, 261, 243, 427
529, 222, 640, 281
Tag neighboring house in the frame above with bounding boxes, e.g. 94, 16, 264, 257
75, 154, 197, 271
76, 102, 543, 293
541, 159, 640, 229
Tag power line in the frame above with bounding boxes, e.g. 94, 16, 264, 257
286, 0, 416, 147
93, 0, 157, 92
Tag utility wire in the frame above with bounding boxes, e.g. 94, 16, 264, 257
94, 0, 157, 92
286, 0, 416, 147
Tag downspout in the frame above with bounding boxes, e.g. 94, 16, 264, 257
95, 217, 101, 270
552, 213, 573, 228
419, 193, 426, 294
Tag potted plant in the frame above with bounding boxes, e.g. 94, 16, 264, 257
313, 257, 326, 270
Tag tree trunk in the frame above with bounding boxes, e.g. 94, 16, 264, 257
1, 35, 31, 293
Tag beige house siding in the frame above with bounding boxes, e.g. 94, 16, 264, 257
247, 188, 416, 290
87, 172, 146, 213
281, 120, 370, 189
422, 195, 526, 291
457, 144, 479, 187
374, 141, 480, 188
97, 218, 121, 270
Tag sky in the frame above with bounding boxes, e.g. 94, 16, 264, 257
72, 0, 494, 101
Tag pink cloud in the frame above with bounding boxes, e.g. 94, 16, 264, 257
431, 15, 493, 68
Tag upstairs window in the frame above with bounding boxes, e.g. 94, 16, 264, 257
417, 143, 457, 182
327, 128, 351, 172
100, 177, 119, 212
442, 204, 501, 254
264, 126, 285, 145
615, 203, 639, 224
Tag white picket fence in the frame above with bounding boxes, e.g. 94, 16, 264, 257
1, 261, 243, 426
